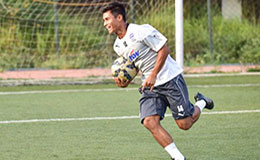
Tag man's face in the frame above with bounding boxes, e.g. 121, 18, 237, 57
103, 11, 121, 34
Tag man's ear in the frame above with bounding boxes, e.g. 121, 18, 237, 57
116, 14, 123, 21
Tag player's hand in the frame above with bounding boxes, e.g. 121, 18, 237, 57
114, 78, 130, 88
142, 73, 156, 91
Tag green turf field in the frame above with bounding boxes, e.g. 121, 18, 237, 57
0, 74, 260, 160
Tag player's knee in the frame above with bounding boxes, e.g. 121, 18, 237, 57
178, 123, 192, 130
143, 117, 155, 129
176, 119, 192, 130
143, 116, 159, 131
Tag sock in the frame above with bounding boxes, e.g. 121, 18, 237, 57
195, 100, 206, 112
164, 143, 185, 160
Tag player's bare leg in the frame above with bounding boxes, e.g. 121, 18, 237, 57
175, 106, 201, 130
176, 92, 214, 130
143, 115, 186, 160
143, 115, 172, 147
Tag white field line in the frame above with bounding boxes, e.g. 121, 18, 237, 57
0, 88, 138, 95
0, 83, 260, 95
189, 83, 260, 88
1, 110, 260, 124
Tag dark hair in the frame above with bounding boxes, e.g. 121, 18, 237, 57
102, 2, 126, 22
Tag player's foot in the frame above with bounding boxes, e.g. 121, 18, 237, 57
194, 92, 214, 110
171, 158, 186, 160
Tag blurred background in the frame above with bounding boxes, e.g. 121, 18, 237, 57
0, 0, 259, 71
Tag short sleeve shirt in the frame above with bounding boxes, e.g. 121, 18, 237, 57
113, 23, 183, 86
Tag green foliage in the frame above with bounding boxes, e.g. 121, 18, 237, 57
242, 0, 260, 24
0, 1, 259, 70
247, 67, 260, 72
136, 1, 260, 66
213, 17, 260, 64
136, 2, 175, 53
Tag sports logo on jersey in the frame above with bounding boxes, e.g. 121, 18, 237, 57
153, 32, 162, 40
129, 49, 139, 62
123, 41, 128, 47
129, 33, 134, 39
129, 33, 136, 42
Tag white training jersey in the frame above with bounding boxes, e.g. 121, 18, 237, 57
113, 23, 183, 86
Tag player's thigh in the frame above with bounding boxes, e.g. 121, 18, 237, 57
166, 75, 194, 120
139, 89, 168, 124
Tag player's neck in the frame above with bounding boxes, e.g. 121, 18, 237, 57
117, 23, 128, 39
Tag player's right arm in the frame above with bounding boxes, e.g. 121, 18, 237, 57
142, 44, 169, 91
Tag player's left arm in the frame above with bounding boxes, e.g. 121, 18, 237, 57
142, 44, 169, 91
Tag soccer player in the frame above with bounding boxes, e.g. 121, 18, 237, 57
102, 2, 214, 160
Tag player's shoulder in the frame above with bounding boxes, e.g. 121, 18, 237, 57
140, 24, 156, 30
128, 23, 157, 40
128, 23, 155, 32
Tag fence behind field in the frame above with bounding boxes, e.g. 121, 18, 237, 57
0, 0, 259, 71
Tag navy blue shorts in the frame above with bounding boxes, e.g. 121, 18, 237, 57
139, 74, 194, 123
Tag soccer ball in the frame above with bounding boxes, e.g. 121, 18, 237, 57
111, 57, 138, 81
